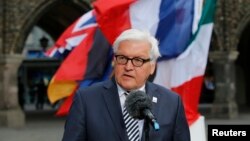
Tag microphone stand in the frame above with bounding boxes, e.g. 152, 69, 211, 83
143, 119, 160, 141
144, 119, 150, 141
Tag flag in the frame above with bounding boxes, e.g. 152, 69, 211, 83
153, 0, 216, 126
46, 10, 97, 59
47, 10, 98, 105
46, 10, 113, 116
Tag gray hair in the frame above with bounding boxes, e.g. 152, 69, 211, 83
113, 29, 161, 62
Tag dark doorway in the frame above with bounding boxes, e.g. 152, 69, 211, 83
236, 23, 250, 108
37, 1, 90, 40
18, 59, 61, 111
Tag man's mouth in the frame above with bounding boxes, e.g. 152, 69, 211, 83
123, 74, 133, 78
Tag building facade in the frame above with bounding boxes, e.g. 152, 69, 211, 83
0, 0, 249, 127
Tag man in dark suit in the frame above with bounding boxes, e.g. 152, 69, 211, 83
62, 29, 190, 141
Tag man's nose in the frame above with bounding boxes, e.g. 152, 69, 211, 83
125, 60, 134, 69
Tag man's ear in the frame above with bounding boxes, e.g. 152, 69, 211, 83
148, 63, 157, 82
150, 62, 156, 75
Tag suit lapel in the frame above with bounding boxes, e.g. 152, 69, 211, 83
140, 82, 161, 141
146, 82, 160, 120
102, 80, 127, 141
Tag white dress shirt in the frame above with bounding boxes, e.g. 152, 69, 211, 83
116, 84, 145, 141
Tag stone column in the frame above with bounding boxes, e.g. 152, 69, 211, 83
0, 54, 25, 127
209, 50, 239, 118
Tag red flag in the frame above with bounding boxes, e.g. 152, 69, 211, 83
93, 0, 135, 44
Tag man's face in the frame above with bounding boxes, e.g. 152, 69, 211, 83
114, 40, 156, 91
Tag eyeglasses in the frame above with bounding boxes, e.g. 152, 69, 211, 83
115, 55, 151, 67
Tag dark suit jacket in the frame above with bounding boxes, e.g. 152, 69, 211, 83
62, 79, 190, 141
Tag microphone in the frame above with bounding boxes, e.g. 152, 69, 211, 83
125, 90, 160, 131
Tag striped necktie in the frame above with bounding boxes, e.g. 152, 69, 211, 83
123, 92, 140, 141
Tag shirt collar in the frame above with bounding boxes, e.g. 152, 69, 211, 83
116, 83, 146, 97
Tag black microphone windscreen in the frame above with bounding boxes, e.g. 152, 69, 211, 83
125, 90, 152, 119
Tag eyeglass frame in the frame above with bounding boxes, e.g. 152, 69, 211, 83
114, 55, 152, 67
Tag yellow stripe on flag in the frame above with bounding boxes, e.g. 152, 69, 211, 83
47, 77, 78, 104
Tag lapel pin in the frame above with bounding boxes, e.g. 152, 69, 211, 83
152, 97, 157, 103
